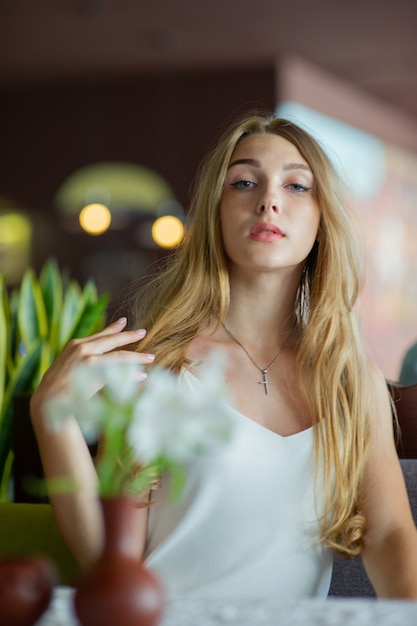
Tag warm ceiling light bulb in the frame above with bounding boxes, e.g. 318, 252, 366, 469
79, 203, 111, 235
0, 213, 31, 244
151, 215, 184, 248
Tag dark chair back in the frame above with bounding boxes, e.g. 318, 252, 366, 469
388, 381, 417, 458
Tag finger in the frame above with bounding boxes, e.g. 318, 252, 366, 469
69, 327, 148, 357
85, 351, 155, 366
80, 317, 130, 342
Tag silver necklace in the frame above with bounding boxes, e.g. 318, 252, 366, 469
222, 322, 295, 395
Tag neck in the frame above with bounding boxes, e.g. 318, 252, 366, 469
215, 266, 302, 355
226, 267, 301, 330
222, 311, 296, 354
225, 291, 297, 351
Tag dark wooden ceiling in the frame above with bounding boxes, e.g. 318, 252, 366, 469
1, 0, 417, 123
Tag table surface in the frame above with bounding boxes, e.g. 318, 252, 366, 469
36, 587, 417, 626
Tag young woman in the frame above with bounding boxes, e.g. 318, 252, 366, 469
31, 113, 417, 599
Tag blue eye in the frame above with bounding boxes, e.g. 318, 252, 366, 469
231, 180, 256, 189
287, 183, 311, 192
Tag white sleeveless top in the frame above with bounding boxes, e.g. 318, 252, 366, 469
145, 369, 333, 599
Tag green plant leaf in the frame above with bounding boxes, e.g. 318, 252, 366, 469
0, 277, 8, 420
17, 269, 48, 352
57, 280, 82, 350
36, 341, 53, 388
0, 259, 109, 499
0, 449, 14, 502
72, 295, 108, 339
39, 258, 63, 353
82, 280, 98, 304
8, 289, 19, 373
0, 341, 43, 482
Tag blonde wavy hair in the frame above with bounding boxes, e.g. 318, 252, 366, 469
135, 112, 370, 558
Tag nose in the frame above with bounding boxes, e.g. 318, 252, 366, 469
255, 193, 280, 215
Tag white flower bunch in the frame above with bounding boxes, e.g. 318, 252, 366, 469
45, 353, 234, 498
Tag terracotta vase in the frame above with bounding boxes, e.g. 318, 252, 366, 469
0, 556, 56, 626
74, 497, 164, 626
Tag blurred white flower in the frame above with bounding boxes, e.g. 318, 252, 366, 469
127, 363, 233, 463
45, 362, 143, 443
97, 362, 142, 404
45, 352, 234, 498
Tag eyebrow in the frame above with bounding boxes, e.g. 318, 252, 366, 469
228, 158, 258, 169
283, 162, 311, 172
228, 158, 311, 172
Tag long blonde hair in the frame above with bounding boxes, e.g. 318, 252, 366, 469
135, 112, 370, 557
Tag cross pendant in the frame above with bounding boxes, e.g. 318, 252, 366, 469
258, 369, 272, 395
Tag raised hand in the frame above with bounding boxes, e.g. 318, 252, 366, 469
30, 317, 154, 420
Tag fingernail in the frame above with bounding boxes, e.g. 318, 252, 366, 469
145, 354, 155, 362
138, 371, 148, 381
117, 317, 127, 324
135, 328, 147, 336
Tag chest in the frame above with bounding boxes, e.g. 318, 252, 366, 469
187, 337, 312, 437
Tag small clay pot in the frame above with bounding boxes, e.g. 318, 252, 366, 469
0, 556, 57, 626
74, 497, 164, 626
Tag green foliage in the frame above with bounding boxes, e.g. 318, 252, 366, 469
0, 259, 109, 499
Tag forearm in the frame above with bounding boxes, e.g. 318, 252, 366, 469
31, 396, 104, 571
363, 527, 417, 599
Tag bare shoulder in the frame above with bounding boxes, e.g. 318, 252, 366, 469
366, 363, 394, 444
367, 362, 390, 403
186, 324, 226, 365
363, 363, 399, 493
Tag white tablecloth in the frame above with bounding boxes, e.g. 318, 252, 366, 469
36, 587, 417, 626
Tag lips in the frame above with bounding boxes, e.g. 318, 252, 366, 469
249, 222, 285, 241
